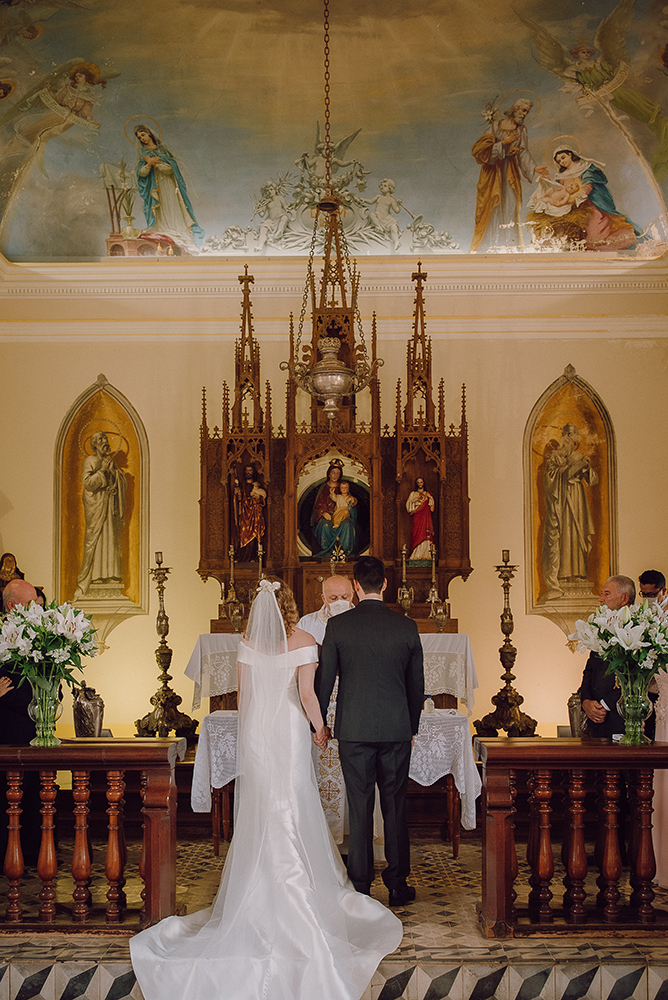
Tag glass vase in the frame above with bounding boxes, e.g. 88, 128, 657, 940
28, 676, 63, 747
616, 671, 653, 746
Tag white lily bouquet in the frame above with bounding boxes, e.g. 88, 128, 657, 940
569, 600, 668, 743
0, 601, 98, 746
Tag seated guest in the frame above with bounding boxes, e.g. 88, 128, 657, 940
298, 574, 354, 645
638, 569, 668, 611
1, 579, 41, 865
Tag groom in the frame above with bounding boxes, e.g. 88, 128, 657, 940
317, 556, 424, 906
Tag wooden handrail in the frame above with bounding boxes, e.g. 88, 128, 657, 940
0, 738, 186, 932
476, 737, 668, 938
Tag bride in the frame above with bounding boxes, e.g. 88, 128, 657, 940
130, 576, 402, 1000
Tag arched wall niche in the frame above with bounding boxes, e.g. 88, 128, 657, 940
53, 373, 150, 648
523, 363, 618, 643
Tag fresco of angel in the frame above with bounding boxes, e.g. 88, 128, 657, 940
252, 176, 293, 252
0, 59, 116, 237
294, 123, 369, 208
516, 0, 668, 182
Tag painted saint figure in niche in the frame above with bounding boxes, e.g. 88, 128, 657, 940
527, 148, 641, 251
470, 98, 549, 252
133, 123, 204, 255
74, 431, 126, 600
406, 478, 435, 561
311, 460, 358, 561
541, 423, 598, 602
233, 464, 266, 563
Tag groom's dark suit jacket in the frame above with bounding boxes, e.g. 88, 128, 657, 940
317, 599, 424, 742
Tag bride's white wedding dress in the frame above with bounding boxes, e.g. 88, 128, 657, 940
130, 589, 402, 1000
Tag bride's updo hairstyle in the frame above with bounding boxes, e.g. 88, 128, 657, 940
260, 574, 300, 637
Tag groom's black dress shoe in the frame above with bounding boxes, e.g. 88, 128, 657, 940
388, 884, 416, 907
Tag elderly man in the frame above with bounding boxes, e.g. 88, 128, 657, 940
2, 578, 37, 614
580, 575, 636, 737
298, 574, 354, 645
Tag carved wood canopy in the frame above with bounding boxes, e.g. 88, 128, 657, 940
198, 263, 472, 610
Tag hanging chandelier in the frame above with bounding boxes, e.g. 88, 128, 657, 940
280, 0, 383, 422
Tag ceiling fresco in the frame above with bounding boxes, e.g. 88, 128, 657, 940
0, 0, 667, 262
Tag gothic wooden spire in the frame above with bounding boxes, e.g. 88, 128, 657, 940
404, 261, 435, 428
232, 265, 263, 430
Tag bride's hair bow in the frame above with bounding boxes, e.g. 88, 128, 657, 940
257, 579, 280, 593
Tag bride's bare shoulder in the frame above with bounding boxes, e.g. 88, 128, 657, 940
287, 627, 317, 651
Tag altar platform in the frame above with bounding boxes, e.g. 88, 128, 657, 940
1, 836, 667, 1000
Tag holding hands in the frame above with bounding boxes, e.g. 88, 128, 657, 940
313, 725, 331, 750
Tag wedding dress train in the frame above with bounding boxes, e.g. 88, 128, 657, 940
130, 634, 402, 1000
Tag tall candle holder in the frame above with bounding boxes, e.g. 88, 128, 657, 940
473, 549, 537, 738
135, 553, 198, 739
397, 544, 414, 617
427, 543, 440, 617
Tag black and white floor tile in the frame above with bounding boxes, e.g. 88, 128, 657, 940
0, 839, 667, 999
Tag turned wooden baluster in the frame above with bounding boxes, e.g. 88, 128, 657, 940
71, 770, 91, 922
564, 769, 588, 923
139, 772, 147, 922
509, 769, 518, 915
527, 769, 554, 923
630, 769, 656, 922
117, 786, 128, 909
37, 770, 58, 922
594, 770, 606, 874
525, 770, 538, 870
4, 770, 24, 922
597, 768, 622, 922
105, 769, 126, 922
561, 771, 572, 909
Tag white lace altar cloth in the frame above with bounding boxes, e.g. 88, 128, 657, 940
191, 707, 481, 832
184, 634, 241, 709
409, 708, 481, 829
185, 632, 478, 713
420, 634, 478, 715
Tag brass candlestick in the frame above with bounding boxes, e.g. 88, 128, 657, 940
135, 553, 197, 739
397, 544, 414, 617
473, 549, 537, 738
427, 545, 440, 617
226, 544, 238, 606
257, 542, 263, 581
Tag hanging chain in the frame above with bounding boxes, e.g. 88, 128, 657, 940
323, 0, 331, 193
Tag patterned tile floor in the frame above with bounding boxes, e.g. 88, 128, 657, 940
1, 838, 668, 999
1, 837, 667, 962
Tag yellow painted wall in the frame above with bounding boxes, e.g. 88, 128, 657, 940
1, 254, 666, 738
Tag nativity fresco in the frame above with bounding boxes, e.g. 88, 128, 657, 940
0, 0, 667, 262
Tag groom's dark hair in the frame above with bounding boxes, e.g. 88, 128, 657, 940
354, 556, 385, 595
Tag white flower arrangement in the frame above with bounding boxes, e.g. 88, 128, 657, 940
0, 600, 97, 691
569, 600, 668, 686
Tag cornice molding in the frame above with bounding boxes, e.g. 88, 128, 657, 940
1, 252, 667, 300
2, 315, 666, 343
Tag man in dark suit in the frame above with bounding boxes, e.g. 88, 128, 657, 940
317, 556, 424, 906
580, 574, 642, 737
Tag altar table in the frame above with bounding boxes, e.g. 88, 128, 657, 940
191, 708, 481, 856
185, 632, 478, 713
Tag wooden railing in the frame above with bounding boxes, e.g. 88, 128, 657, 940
476, 737, 668, 938
0, 738, 185, 933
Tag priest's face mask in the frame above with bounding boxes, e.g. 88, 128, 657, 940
322, 577, 354, 616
